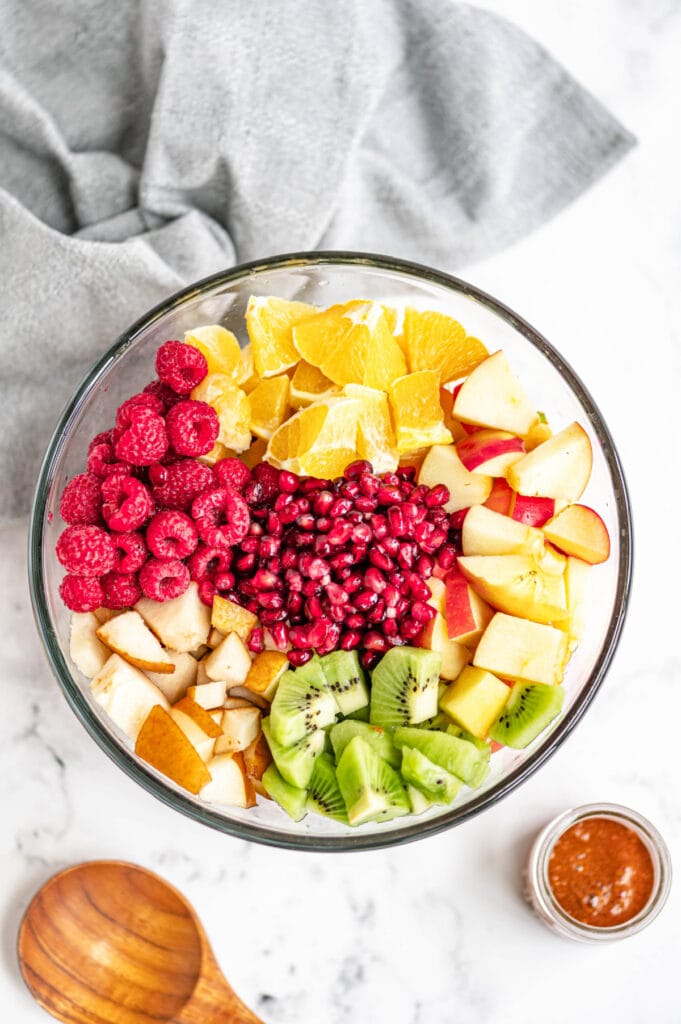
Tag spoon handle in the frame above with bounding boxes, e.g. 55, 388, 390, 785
173, 956, 264, 1024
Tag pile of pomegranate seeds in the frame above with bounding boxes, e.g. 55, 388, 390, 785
56, 341, 463, 667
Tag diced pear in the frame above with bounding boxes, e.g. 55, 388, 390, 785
135, 582, 211, 653
146, 650, 198, 703
70, 612, 110, 677
243, 650, 289, 703
200, 752, 256, 808
211, 595, 258, 641
214, 706, 262, 753
172, 696, 223, 738
95, 610, 175, 673
90, 654, 170, 742
135, 705, 211, 794
243, 731, 273, 781
186, 680, 228, 710
203, 632, 252, 684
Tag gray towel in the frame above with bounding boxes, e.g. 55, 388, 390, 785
0, 0, 634, 523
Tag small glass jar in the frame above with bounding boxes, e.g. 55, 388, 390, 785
525, 802, 672, 943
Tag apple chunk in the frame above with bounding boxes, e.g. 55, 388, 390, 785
456, 429, 525, 476
418, 612, 470, 680
70, 612, 110, 677
96, 610, 175, 674
453, 351, 537, 435
542, 504, 610, 564
439, 666, 511, 739
200, 752, 256, 808
561, 555, 592, 652
135, 581, 211, 653
461, 504, 544, 557
444, 570, 494, 646
418, 443, 492, 514
473, 613, 568, 685
484, 478, 514, 516
511, 494, 555, 528
458, 554, 567, 625
135, 705, 211, 794
90, 654, 170, 741
507, 422, 592, 501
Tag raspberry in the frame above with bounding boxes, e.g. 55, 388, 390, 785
56, 525, 115, 576
253, 462, 280, 501
115, 392, 165, 430
188, 542, 233, 582
146, 510, 198, 560
100, 572, 142, 609
191, 487, 250, 549
111, 531, 148, 573
60, 575, 105, 613
114, 407, 169, 466
139, 558, 190, 601
165, 400, 219, 457
101, 474, 155, 531
59, 473, 102, 525
155, 340, 208, 395
150, 459, 214, 512
143, 379, 184, 409
88, 430, 113, 452
213, 457, 252, 492
87, 443, 127, 480
198, 579, 216, 606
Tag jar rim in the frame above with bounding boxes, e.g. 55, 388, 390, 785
526, 802, 672, 942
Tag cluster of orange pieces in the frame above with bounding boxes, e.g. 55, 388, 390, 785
185, 297, 489, 480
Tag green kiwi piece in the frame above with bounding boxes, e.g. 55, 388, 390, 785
369, 647, 441, 729
336, 736, 411, 826
393, 726, 489, 788
400, 746, 463, 805
406, 784, 433, 815
319, 650, 369, 716
329, 719, 401, 769
307, 752, 348, 823
488, 682, 564, 749
346, 704, 371, 722
261, 764, 307, 822
445, 725, 491, 786
269, 656, 338, 746
261, 717, 325, 789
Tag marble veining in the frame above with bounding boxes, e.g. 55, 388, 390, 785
1, 3, 680, 1022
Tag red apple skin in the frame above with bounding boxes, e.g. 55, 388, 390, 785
511, 494, 555, 527
444, 571, 476, 638
457, 430, 525, 471
484, 479, 514, 516
542, 504, 611, 564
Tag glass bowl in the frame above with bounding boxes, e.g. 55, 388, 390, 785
28, 252, 632, 851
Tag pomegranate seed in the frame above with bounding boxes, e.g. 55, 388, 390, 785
279, 504, 300, 525
408, 574, 432, 601
268, 555, 282, 573
367, 598, 386, 623
299, 555, 330, 579
354, 496, 377, 513
361, 650, 380, 670
288, 649, 313, 666
416, 554, 433, 578
354, 589, 378, 611
436, 543, 458, 570
198, 579, 215, 605
309, 619, 333, 647
315, 516, 332, 533
290, 530, 314, 549
411, 600, 437, 623
274, 493, 294, 511
344, 572, 363, 594
252, 568, 279, 590
296, 497, 311, 513
397, 465, 416, 481
379, 535, 400, 557
399, 480, 414, 498
450, 509, 468, 530
252, 506, 269, 520
314, 537, 333, 557
387, 506, 406, 536
372, 515, 388, 540
326, 581, 349, 605
345, 613, 366, 629
397, 542, 417, 569
382, 619, 399, 638
235, 552, 256, 572
328, 604, 346, 623
369, 548, 393, 572
271, 623, 290, 649
214, 571, 235, 591
302, 579, 322, 598
345, 459, 373, 479
364, 567, 386, 593
376, 485, 403, 505
248, 522, 264, 536
267, 512, 283, 536
425, 484, 450, 508
364, 630, 388, 652
313, 490, 335, 515
329, 497, 352, 518
299, 477, 330, 493
259, 536, 280, 558
351, 523, 372, 545
413, 521, 434, 545
359, 474, 381, 497
289, 625, 312, 649
244, 597, 259, 614
411, 484, 429, 503
248, 627, 265, 653
402, 501, 419, 520
278, 470, 299, 493
401, 617, 423, 639
240, 535, 260, 554
327, 521, 353, 546
259, 591, 284, 609
425, 528, 448, 552
287, 592, 303, 614
306, 595, 324, 618
296, 513, 316, 531
395, 595, 411, 616
383, 584, 400, 609
341, 629, 362, 650
260, 608, 287, 625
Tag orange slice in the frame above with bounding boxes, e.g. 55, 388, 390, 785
344, 384, 398, 473
266, 397, 361, 474
199, 441, 231, 467
247, 375, 291, 440
292, 301, 406, 388
246, 296, 317, 377
237, 343, 259, 392
388, 371, 453, 453
191, 372, 236, 406
184, 325, 242, 379
240, 436, 268, 468
402, 307, 489, 383
290, 360, 341, 408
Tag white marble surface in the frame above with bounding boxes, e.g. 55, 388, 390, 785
2, 2, 680, 1022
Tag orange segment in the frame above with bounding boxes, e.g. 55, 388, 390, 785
402, 307, 489, 383
266, 397, 361, 475
192, 376, 251, 453
184, 325, 242, 379
388, 371, 453, 454
191, 372, 236, 405
290, 360, 341, 408
199, 441, 230, 467
344, 384, 398, 473
237, 344, 259, 392
247, 375, 291, 440
292, 301, 406, 388
246, 296, 317, 377
240, 436, 267, 468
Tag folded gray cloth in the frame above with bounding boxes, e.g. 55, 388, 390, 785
0, 0, 634, 522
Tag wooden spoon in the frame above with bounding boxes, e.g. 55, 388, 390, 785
17, 860, 263, 1024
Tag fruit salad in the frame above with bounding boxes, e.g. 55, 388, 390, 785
56, 296, 611, 827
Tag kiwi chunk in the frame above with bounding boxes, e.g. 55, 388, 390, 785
261, 764, 307, 822
269, 656, 338, 746
369, 647, 441, 729
488, 682, 564, 749
329, 719, 401, 769
401, 746, 462, 805
336, 737, 410, 826
307, 753, 348, 823
346, 705, 370, 722
319, 650, 369, 716
393, 726, 489, 788
406, 784, 433, 816
261, 717, 325, 789
446, 725, 491, 787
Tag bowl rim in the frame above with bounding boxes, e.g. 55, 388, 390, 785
28, 250, 633, 852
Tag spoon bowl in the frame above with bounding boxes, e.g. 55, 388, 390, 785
17, 860, 262, 1024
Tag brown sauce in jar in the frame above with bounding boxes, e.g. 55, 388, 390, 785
548, 816, 654, 928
